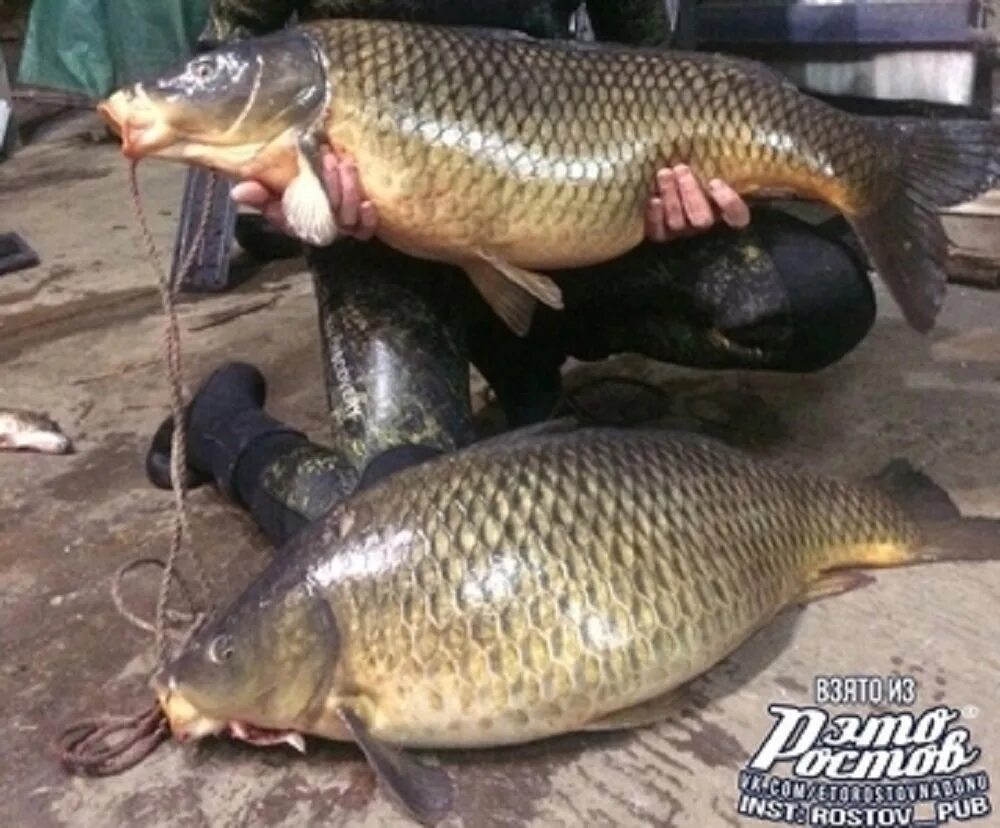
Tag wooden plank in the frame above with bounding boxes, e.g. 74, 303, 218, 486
942, 190, 1000, 288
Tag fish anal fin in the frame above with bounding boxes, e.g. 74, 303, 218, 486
282, 134, 338, 247
799, 570, 876, 605
464, 259, 537, 336
583, 691, 684, 732
338, 707, 453, 826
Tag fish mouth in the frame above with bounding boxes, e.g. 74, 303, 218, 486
97, 87, 178, 159
229, 721, 306, 753
153, 674, 227, 742
152, 674, 306, 751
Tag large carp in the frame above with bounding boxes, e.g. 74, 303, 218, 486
154, 426, 998, 822
98, 20, 999, 334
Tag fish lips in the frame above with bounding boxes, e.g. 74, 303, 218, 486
152, 672, 226, 742
97, 87, 178, 160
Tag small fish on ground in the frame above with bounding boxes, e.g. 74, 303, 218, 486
153, 426, 999, 823
97, 20, 1000, 335
0, 408, 73, 454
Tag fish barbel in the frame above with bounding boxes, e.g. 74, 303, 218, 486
155, 427, 997, 821
97, 21, 1000, 335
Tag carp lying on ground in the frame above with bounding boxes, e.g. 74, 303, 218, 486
98, 20, 1000, 335
153, 426, 999, 823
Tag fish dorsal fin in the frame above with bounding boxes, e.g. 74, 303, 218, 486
454, 25, 534, 41
338, 706, 454, 825
470, 417, 582, 450
464, 253, 564, 336
582, 691, 684, 732
282, 133, 338, 246
355, 444, 444, 492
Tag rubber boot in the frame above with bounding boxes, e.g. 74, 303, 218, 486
145, 362, 304, 502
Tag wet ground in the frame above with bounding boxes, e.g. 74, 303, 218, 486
1, 135, 998, 827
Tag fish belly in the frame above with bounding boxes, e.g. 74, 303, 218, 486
354, 610, 775, 749
333, 116, 650, 271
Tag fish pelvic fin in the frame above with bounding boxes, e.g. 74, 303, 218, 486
464, 252, 564, 336
848, 117, 1000, 333
282, 133, 339, 246
464, 260, 535, 336
338, 706, 453, 825
865, 459, 1000, 565
799, 570, 877, 605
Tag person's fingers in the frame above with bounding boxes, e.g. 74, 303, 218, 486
675, 165, 714, 229
323, 150, 342, 212
354, 201, 378, 240
232, 180, 294, 235
709, 179, 751, 228
657, 168, 686, 234
261, 201, 291, 235
337, 161, 361, 229
645, 197, 668, 242
230, 180, 272, 209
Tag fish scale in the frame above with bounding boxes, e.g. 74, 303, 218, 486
277, 429, 919, 748
321, 22, 818, 261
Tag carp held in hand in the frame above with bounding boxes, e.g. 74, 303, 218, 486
154, 427, 999, 823
98, 20, 1000, 335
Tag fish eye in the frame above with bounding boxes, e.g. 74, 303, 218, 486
208, 634, 235, 664
191, 58, 219, 82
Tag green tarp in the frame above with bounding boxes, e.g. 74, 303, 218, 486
18, 0, 209, 98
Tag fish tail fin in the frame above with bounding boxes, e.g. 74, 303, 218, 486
866, 459, 1000, 564
848, 117, 1000, 332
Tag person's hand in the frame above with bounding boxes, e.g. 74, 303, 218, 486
644, 164, 750, 242
230, 147, 378, 242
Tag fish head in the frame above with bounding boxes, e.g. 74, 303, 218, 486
154, 560, 338, 740
97, 31, 328, 173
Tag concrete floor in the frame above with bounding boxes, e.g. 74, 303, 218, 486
1, 134, 999, 827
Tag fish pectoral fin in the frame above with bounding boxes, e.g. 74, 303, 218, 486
799, 569, 877, 604
338, 707, 453, 826
282, 133, 338, 247
582, 691, 685, 732
464, 260, 537, 336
